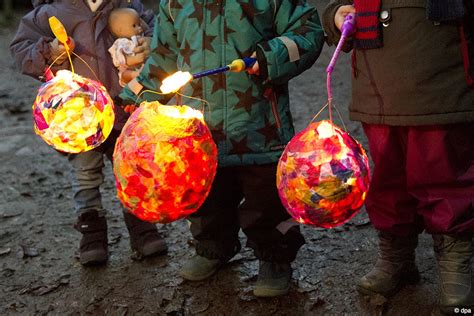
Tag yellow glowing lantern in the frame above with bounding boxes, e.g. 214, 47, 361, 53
32, 70, 115, 153
113, 101, 218, 223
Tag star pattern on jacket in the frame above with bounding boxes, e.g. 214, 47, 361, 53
229, 136, 252, 158
224, 23, 236, 42
208, 72, 226, 94
189, 1, 205, 27
256, 115, 279, 146
234, 87, 260, 115
210, 120, 226, 143
189, 79, 202, 98
205, 0, 222, 23
169, 0, 183, 10
154, 42, 173, 57
181, 40, 196, 66
203, 33, 216, 53
148, 64, 168, 81
237, 0, 259, 24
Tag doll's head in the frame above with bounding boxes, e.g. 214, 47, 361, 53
108, 8, 143, 39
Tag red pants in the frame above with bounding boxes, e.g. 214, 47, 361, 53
363, 123, 474, 236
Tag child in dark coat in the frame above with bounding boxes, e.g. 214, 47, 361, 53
10, 0, 167, 266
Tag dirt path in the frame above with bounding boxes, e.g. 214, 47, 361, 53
1, 2, 441, 315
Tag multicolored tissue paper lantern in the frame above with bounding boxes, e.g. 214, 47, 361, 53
33, 70, 115, 153
113, 101, 218, 223
277, 120, 370, 228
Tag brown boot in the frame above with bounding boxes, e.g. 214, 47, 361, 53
357, 231, 420, 297
123, 212, 168, 260
433, 234, 473, 314
74, 210, 108, 266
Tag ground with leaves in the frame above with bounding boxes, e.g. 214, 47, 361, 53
1, 2, 443, 315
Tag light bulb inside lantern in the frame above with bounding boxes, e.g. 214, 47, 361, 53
160, 71, 193, 94
317, 120, 335, 138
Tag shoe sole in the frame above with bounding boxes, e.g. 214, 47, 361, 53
179, 263, 224, 282
253, 286, 290, 298
131, 241, 168, 260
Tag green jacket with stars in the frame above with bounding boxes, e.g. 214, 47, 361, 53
119, 0, 324, 167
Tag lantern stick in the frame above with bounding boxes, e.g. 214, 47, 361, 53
325, 13, 356, 124
49, 16, 75, 73
160, 57, 257, 94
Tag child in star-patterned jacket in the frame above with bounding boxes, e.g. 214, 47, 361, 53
116, 0, 324, 297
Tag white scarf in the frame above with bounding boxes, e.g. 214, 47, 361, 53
86, 0, 104, 12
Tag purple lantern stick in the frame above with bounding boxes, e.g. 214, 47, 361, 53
326, 13, 356, 122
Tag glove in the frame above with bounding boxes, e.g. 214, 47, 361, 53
49, 37, 75, 65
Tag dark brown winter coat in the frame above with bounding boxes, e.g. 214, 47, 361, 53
10, 0, 155, 128
323, 0, 474, 126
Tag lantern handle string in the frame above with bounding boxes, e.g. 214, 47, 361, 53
175, 92, 211, 116
310, 101, 348, 133
45, 51, 100, 82
71, 52, 100, 81
136, 90, 211, 116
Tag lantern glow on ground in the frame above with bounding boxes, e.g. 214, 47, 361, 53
113, 101, 218, 223
33, 70, 115, 153
277, 120, 370, 228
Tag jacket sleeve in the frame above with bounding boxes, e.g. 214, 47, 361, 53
119, 1, 178, 105
322, 0, 353, 48
10, 7, 57, 80
129, 0, 156, 36
255, 0, 325, 85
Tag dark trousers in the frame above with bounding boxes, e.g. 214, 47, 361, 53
189, 164, 305, 263
363, 123, 474, 236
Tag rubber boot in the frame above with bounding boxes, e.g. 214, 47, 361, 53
433, 234, 473, 314
74, 210, 108, 266
253, 261, 292, 297
179, 255, 225, 281
123, 212, 167, 260
357, 231, 420, 296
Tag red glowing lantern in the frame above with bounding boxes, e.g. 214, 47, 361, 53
277, 120, 370, 228
113, 101, 218, 223
32, 70, 115, 153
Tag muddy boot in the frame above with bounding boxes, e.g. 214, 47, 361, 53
179, 255, 225, 281
357, 231, 420, 297
74, 211, 108, 266
433, 234, 473, 314
123, 212, 168, 260
253, 261, 292, 297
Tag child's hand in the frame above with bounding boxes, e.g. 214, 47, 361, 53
335, 5, 356, 32
127, 37, 151, 67
49, 37, 75, 64
247, 52, 260, 76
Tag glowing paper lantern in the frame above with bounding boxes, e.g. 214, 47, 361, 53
113, 101, 218, 223
33, 70, 115, 153
277, 120, 370, 228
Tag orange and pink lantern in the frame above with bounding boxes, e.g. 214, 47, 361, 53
277, 120, 370, 228
113, 101, 218, 223
33, 70, 115, 153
